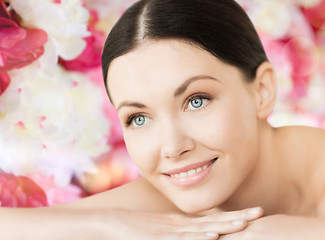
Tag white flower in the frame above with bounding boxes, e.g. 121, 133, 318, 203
244, 0, 292, 39
240, 0, 314, 40
10, 0, 90, 60
85, 0, 135, 18
294, 0, 322, 8
0, 62, 110, 186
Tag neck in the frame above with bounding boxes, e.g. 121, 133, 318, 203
218, 122, 302, 215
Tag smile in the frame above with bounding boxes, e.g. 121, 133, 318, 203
163, 158, 218, 187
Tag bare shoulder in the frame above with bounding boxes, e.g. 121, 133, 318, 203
280, 125, 325, 176
276, 126, 325, 216
276, 125, 325, 141
56, 177, 180, 213
276, 125, 325, 158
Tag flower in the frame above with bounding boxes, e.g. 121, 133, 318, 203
26, 173, 82, 206
0, 17, 47, 71
283, 37, 320, 97
300, 0, 325, 30
0, 62, 110, 186
248, 1, 292, 39
59, 27, 106, 72
84, 0, 135, 19
0, 70, 10, 95
0, 171, 48, 207
10, 0, 90, 61
0, 0, 47, 95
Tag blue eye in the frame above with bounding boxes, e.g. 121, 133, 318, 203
125, 114, 149, 128
186, 96, 209, 111
191, 98, 203, 108
134, 115, 146, 126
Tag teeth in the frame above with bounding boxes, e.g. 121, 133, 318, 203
188, 169, 196, 176
170, 163, 210, 178
180, 172, 187, 177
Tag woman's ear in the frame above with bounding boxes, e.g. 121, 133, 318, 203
253, 61, 277, 119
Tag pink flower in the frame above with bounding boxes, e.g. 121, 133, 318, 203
0, 69, 10, 95
301, 0, 325, 31
26, 173, 82, 206
0, 0, 47, 95
59, 27, 105, 72
0, 3, 48, 70
0, 171, 49, 207
283, 37, 318, 98
262, 35, 316, 98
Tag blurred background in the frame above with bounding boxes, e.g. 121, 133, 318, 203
0, 0, 324, 207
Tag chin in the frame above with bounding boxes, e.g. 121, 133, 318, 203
172, 196, 224, 215
176, 203, 216, 215
170, 186, 236, 214
179, 206, 210, 215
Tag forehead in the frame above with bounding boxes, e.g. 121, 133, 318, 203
107, 40, 239, 105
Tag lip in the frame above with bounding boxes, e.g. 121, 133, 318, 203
162, 158, 218, 188
163, 158, 216, 176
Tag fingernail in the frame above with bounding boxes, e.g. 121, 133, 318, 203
232, 220, 245, 226
247, 207, 261, 215
206, 232, 218, 237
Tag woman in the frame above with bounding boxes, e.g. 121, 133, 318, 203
99, 0, 325, 238
1, 0, 325, 239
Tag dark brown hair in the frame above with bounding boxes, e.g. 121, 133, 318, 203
101, 0, 268, 98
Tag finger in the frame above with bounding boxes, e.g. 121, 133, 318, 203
218, 231, 242, 240
195, 207, 263, 222
165, 231, 219, 240
217, 207, 263, 221
179, 218, 248, 235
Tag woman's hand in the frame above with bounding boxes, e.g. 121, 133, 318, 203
0, 206, 262, 239
94, 207, 264, 239
218, 214, 325, 240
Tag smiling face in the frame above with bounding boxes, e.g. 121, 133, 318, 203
107, 40, 262, 213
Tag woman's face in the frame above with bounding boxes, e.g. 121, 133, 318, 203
108, 40, 261, 213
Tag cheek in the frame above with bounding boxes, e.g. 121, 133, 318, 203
187, 99, 258, 155
212, 98, 259, 177
123, 129, 160, 175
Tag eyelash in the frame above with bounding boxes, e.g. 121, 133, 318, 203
124, 93, 212, 127
185, 93, 211, 111
124, 113, 144, 127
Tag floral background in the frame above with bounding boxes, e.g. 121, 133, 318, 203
0, 0, 324, 207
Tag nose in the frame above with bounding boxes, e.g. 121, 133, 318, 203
159, 118, 195, 160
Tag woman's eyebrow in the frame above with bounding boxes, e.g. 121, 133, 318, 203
174, 75, 221, 97
117, 102, 147, 112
